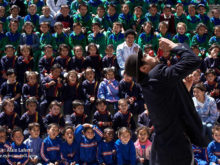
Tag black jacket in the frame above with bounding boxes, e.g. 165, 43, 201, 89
140, 44, 207, 165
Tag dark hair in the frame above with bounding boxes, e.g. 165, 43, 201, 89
209, 44, 220, 53
79, 3, 88, 9
47, 123, 59, 130
51, 63, 62, 72
124, 29, 136, 38
149, 4, 157, 9
163, 4, 171, 10
96, 98, 107, 106
92, 22, 101, 28
11, 127, 23, 138
25, 97, 38, 107
6, 68, 16, 76
5, 44, 15, 51
2, 98, 14, 112
135, 126, 150, 136
118, 127, 131, 137
193, 83, 206, 92
212, 124, 220, 134
58, 44, 69, 55
0, 126, 6, 134
44, 44, 53, 50
62, 125, 74, 135
22, 21, 34, 32
73, 22, 82, 29
195, 23, 207, 33
28, 122, 40, 131
49, 100, 62, 109
72, 100, 84, 109
17, 44, 33, 57
86, 43, 99, 55
66, 70, 78, 83
106, 44, 114, 51
205, 69, 216, 76
54, 22, 63, 28
134, 6, 143, 11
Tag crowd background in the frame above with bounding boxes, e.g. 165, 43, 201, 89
0, 0, 219, 164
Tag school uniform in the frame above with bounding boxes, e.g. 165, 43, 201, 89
145, 12, 160, 31
92, 15, 107, 30
138, 32, 158, 51
56, 14, 73, 30
137, 110, 153, 128
172, 33, 191, 46
46, 0, 67, 17
7, 142, 29, 165
24, 14, 40, 31
209, 36, 220, 46
0, 111, 20, 130
39, 32, 57, 53
69, 32, 87, 49
20, 33, 40, 52
74, 125, 103, 165
98, 140, 115, 165
55, 55, 74, 72
93, 110, 113, 131
38, 56, 56, 79
0, 32, 6, 53
1, 55, 18, 75
192, 33, 210, 51
69, 112, 89, 127
186, 15, 201, 34
88, 0, 103, 15
72, 56, 86, 73
28, 0, 45, 15
118, 13, 134, 31
104, 13, 119, 32
9, 0, 26, 17
52, 32, 69, 48
207, 140, 220, 164
6, 15, 24, 33
70, 0, 87, 15
133, 15, 146, 34
203, 56, 220, 76
210, 16, 220, 27
107, 32, 124, 51
104, 0, 121, 14
40, 136, 62, 164
73, 13, 93, 31
192, 144, 209, 165
198, 14, 212, 34
22, 83, 43, 103
174, 13, 187, 28
43, 113, 65, 129
0, 141, 11, 165
5, 31, 21, 50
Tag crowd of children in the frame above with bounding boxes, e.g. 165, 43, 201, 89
0, 0, 219, 164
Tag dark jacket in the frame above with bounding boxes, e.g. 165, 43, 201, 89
140, 44, 207, 165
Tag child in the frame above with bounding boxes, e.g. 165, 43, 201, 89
73, 3, 92, 33
28, 0, 45, 15
210, 8, 220, 27
82, 67, 99, 118
145, 4, 160, 32
138, 21, 158, 51
40, 123, 62, 164
1, 45, 17, 80
24, 123, 43, 165
69, 22, 87, 49
172, 22, 191, 46
22, 71, 43, 105
24, 4, 39, 31
114, 127, 136, 165
159, 46, 178, 67
118, 4, 134, 32
70, 0, 87, 15
69, 100, 89, 127
84, 43, 103, 80
62, 70, 84, 115
135, 126, 152, 165
143, 44, 156, 57
113, 98, 136, 132
119, 72, 145, 115
38, 21, 56, 56
186, 4, 201, 36
55, 5, 73, 34
105, 4, 119, 33
107, 22, 124, 51
61, 126, 80, 165
0, 99, 20, 136
204, 69, 220, 110
207, 124, 220, 164
88, 22, 106, 57
156, 21, 172, 40
97, 67, 119, 113
98, 127, 115, 165
0, 21, 6, 57
209, 25, 220, 46
137, 106, 154, 132
192, 144, 209, 165
159, 4, 175, 35
5, 19, 21, 50
20, 97, 44, 136
0, 69, 21, 115
40, 64, 63, 116
53, 22, 69, 48
16, 45, 34, 84
0, 6, 7, 32
0, 126, 10, 165
39, 6, 55, 28
43, 100, 65, 129
55, 44, 74, 74
7, 128, 29, 165
72, 45, 86, 77
174, 3, 187, 28
191, 23, 209, 52
88, 0, 104, 15
38, 45, 56, 80
133, 6, 146, 34
74, 123, 103, 164
92, 6, 106, 30
93, 99, 113, 131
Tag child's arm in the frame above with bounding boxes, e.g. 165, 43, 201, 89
207, 142, 219, 163
40, 140, 50, 164
115, 141, 124, 165
74, 124, 84, 143
93, 125, 103, 142
129, 141, 137, 165
97, 82, 106, 99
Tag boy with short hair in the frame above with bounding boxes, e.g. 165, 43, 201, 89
133, 6, 146, 34
24, 122, 43, 165
39, 6, 55, 28
24, 4, 39, 31
174, 3, 187, 28
53, 22, 69, 48
145, 4, 160, 31
92, 6, 106, 30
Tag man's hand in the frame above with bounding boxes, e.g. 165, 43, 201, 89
159, 38, 178, 52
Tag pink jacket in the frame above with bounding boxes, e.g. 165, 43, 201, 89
134, 139, 152, 161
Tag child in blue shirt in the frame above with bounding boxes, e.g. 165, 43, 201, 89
210, 9, 220, 27
192, 144, 209, 165
98, 127, 116, 165
7, 127, 29, 165
24, 4, 39, 32
207, 124, 220, 164
209, 26, 220, 46
0, 126, 11, 165
74, 123, 103, 165
115, 127, 136, 165
40, 123, 62, 164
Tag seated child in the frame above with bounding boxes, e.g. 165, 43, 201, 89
0, 126, 10, 165
192, 144, 209, 165
207, 124, 220, 164
93, 99, 113, 131
210, 8, 220, 27
60, 126, 80, 165
172, 22, 190, 46
69, 100, 89, 127
104, 4, 119, 33
209, 25, 220, 46
92, 6, 106, 30
98, 127, 116, 165
133, 6, 146, 34
115, 127, 136, 165
174, 3, 187, 28
113, 98, 136, 132
24, 4, 40, 31
74, 123, 103, 164
43, 100, 65, 130
145, 4, 160, 32
135, 126, 152, 165
0, 99, 20, 136
137, 106, 153, 131
39, 6, 55, 28
20, 97, 44, 136
52, 22, 69, 48
40, 123, 62, 164
24, 123, 43, 165
156, 21, 172, 40
7, 127, 29, 165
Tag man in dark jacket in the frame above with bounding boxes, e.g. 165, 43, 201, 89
125, 38, 207, 165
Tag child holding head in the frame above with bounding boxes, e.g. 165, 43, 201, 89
60, 126, 80, 165
93, 99, 113, 131
115, 127, 136, 165
20, 97, 44, 136
98, 127, 116, 165
172, 22, 190, 46
40, 123, 62, 165
0, 126, 10, 165
0, 99, 20, 135
74, 123, 103, 164
207, 124, 220, 164
43, 100, 65, 130
7, 128, 29, 165
24, 123, 43, 165
69, 100, 89, 127
135, 126, 152, 165
112, 98, 136, 131
98, 67, 119, 114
